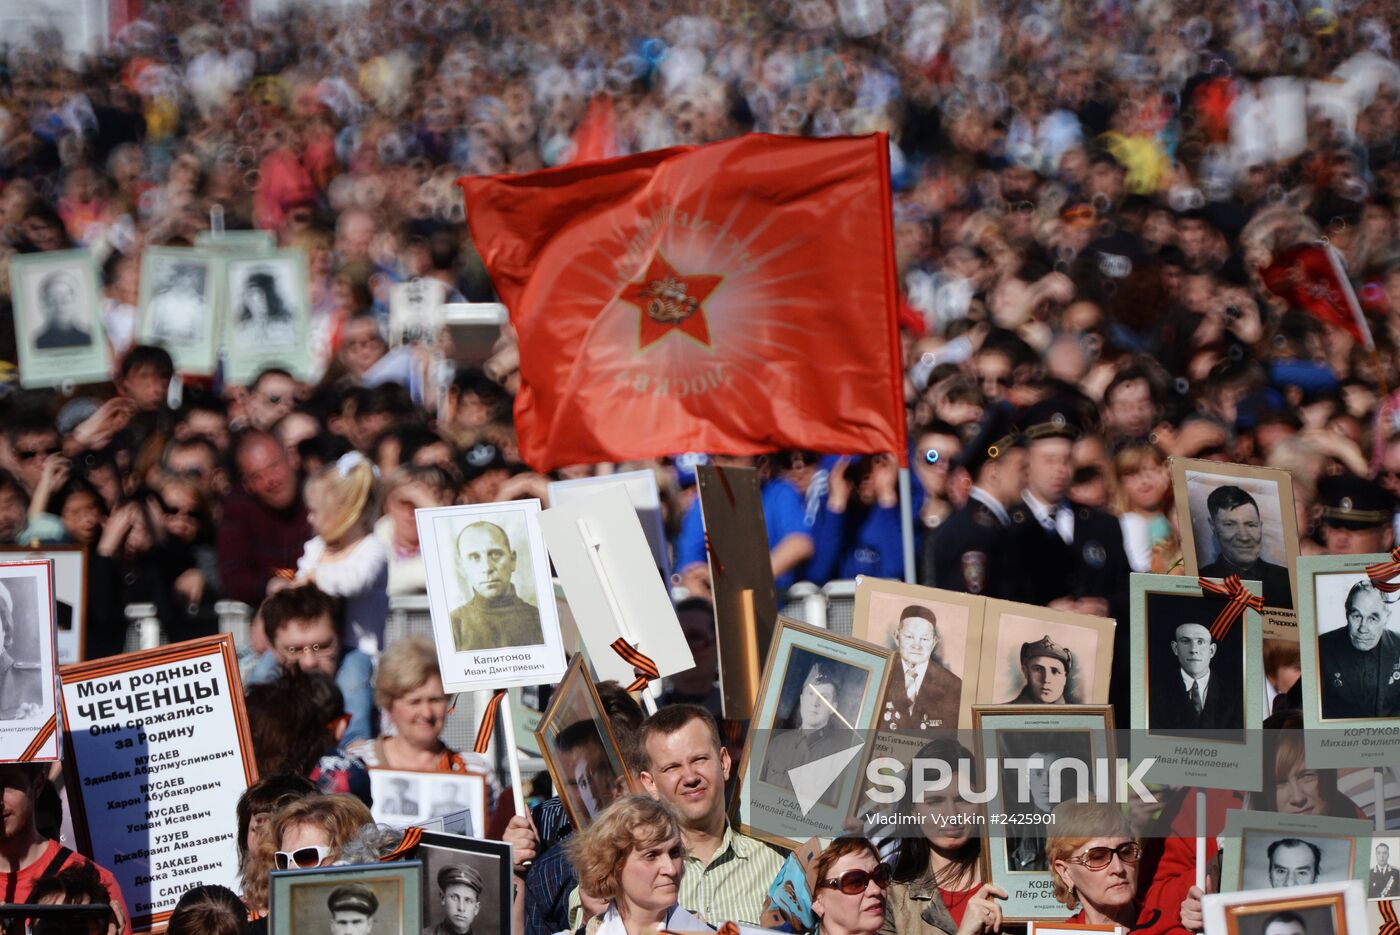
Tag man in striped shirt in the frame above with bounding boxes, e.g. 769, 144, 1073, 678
635, 705, 785, 927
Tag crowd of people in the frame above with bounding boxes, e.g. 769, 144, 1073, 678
0, 0, 1398, 931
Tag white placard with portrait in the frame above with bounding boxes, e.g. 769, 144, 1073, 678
0, 560, 60, 762
416, 501, 567, 692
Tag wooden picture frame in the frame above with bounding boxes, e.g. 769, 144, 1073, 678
270, 860, 422, 935
1203, 880, 1366, 935
534, 655, 637, 830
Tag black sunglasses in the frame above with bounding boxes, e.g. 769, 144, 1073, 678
15, 446, 60, 461
818, 864, 891, 895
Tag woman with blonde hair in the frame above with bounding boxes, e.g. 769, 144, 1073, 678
1113, 442, 1173, 573
1046, 802, 1202, 933
242, 794, 374, 913
348, 636, 491, 777
565, 794, 703, 935
296, 452, 389, 656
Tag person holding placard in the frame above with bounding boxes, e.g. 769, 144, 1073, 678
564, 795, 707, 935
1046, 802, 1203, 934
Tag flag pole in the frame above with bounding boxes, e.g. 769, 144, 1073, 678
899, 467, 916, 584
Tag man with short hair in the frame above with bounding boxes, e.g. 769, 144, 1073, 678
161, 436, 224, 497
1370, 843, 1398, 898
243, 368, 298, 432
1261, 911, 1308, 935
882, 605, 961, 731
217, 430, 311, 607
1198, 485, 1292, 609
759, 665, 856, 800
1102, 367, 1159, 444
449, 521, 544, 651
630, 704, 784, 926
1010, 636, 1073, 704
246, 584, 373, 745
1, 411, 62, 496
427, 864, 483, 935
1318, 579, 1400, 719
1268, 839, 1320, 887
327, 883, 378, 935
1150, 622, 1242, 732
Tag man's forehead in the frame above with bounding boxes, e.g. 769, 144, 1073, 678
1025, 656, 1063, 671
1175, 623, 1210, 640
458, 525, 509, 549
1214, 503, 1259, 520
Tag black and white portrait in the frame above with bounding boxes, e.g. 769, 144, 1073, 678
369, 770, 488, 834
145, 256, 209, 342
417, 837, 509, 935
390, 278, 448, 347
445, 515, 542, 653
1182, 468, 1295, 611
1146, 591, 1244, 735
997, 730, 1094, 872
281, 868, 417, 935
1369, 838, 1399, 898
1314, 575, 1400, 720
983, 604, 1112, 707
32, 270, 93, 350
1232, 905, 1338, 935
0, 576, 43, 720
1238, 833, 1357, 890
758, 648, 867, 803
380, 776, 421, 817
232, 262, 298, 345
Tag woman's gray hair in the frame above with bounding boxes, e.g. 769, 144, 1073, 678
336, 823, 410, 865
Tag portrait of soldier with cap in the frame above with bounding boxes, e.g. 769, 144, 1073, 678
1318, 578, 1400, 719
879, 604, 963, 733
1007, 635, 1076, 705
926, 403, 1026, 598
326, 883, 380, 935
1192, 483, 1293, 610
760, 658, 859, 805
1317, 474, 1396, 556
425, 863, 484, 935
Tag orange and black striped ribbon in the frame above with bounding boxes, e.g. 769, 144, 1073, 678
473, 689, 507, 755
1367, 546, 1400, 593
1379, 901, 1399, 935
611, 638, 660, 692
18, 716, 56, 762
1198, 575, 1264, 641
380, 826, 423, 861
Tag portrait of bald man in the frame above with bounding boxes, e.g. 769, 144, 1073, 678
449, 520, 544, 652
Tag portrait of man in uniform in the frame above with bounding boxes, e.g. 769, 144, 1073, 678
32, 271, 93, 350
326, 884, 380, 935
1318, 579, 1400, 719
425, 864, 482, 935
449, 520, 544, 652
1192, 483, 1293, 610
880, 605, 962, 733
1008, 635, 1075, 705
760, 659, 859, 806
1370, 842, 1398, 898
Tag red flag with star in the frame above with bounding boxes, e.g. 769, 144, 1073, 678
458, 133, 906, 471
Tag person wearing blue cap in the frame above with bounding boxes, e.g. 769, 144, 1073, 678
925, 405, 1026, 597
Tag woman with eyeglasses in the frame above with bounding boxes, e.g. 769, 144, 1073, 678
565, 795, 704, 935
242, 794, 373, 915
1046, 802, 1203, 934
808, 837, 889, 935
883, 740, 1006, 935
347, 637, 490, 776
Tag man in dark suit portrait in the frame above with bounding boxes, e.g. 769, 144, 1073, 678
1197, 484, 1292, 609
32, 271, 92, 350
1318, 579, 1400, 719
880, 605, 962, 732
1150, 621, 1241, 733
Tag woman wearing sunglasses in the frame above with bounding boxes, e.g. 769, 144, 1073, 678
242, 795, 373, 915
1047, 802, 1203, 934
884, 740, 1007, 935
809, 838, 889, 935
565, 795, 705, 935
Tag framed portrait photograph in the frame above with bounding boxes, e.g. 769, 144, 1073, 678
369, 768, 488, 835
1172, 458, 1300, 634
412, 832, 511, 935
389, 277, 449, 347
534, 655, 636, 830
1202, 879, 1367, 935
1026, 924, 1123, 935
1368, 836, 1400, 899
9, 250, 109, 387
416, 500, 567, 692
138, 247, 221, 375
735, 617, 893, 850
1130, 573, 1263, 790
1220, 810, 1371, 893
973, 704, 1115, 921
1297, 554, 1400, 768
974, 599, 1115, 707
270, 860, 422, 935
0, 560, 59, 762
223, 249, 313, 384
0, 547, 84, 664
852, 577, 983, 735
547, 469, 670, 582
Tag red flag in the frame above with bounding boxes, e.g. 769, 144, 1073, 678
459, 133, 906, 472
1257, 241, 1374, 349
